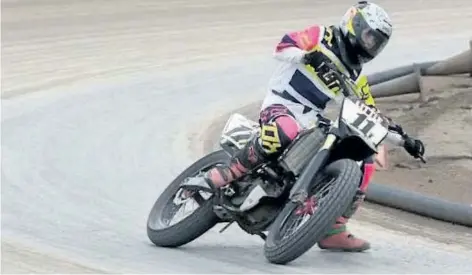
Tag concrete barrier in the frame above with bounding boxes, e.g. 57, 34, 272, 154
369, 44, 471, 99
371, 71, 420, 98
366, 183, 472, 227
367, 61, 437, 85
425, 48, 472, 76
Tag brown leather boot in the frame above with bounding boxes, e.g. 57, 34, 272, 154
317, 218, 371, 252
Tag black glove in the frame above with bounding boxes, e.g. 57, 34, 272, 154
302, 51, 323, 66
403, 137, 425, 159
302, 51, 332, 74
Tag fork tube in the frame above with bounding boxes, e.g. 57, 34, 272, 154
289, 133, 337, 202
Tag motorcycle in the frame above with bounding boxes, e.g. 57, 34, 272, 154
146, 64, 425, 265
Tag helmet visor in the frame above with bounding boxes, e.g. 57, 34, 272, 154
352, 13, 389, 60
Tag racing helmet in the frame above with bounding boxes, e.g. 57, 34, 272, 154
339, 1, 393, 64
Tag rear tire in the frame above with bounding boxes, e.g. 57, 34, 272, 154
264, 159, 362, 264
146, 150, 230, 247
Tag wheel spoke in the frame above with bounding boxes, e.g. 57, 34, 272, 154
168, 198, 198, 226
152, 161, 224, 230
193, 191, 207, 206
277, 175, 336, 241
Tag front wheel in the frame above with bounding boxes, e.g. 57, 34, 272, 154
264, 159, 362, 264
146, 150, 230, 247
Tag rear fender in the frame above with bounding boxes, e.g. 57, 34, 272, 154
219, 113, 259, 155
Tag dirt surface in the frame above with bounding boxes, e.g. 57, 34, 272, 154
1, 241, 106, 274
3, 0, 472, 273
356, 202, 472, 248
373, 76, 472, 205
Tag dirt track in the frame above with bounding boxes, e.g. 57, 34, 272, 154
374, 77, 472, 204
2, 0, 472, 273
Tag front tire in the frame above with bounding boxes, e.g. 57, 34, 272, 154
264, 159, 362, 264
146, 150, 230, 247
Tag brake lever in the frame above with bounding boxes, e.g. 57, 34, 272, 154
418, 155, 427, 163
388, 123, 405, 136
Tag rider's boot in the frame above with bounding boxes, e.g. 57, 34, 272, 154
317, 190, 371, 252
181, 135, 268, 191
317, 160, 376, 252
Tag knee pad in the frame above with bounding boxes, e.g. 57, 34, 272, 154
260, 115, 300, 155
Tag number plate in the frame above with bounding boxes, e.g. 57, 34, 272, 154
341, 99, 389, 146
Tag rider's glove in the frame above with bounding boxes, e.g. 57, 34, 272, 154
302, 51, 326, 69
403, 137, 425, 159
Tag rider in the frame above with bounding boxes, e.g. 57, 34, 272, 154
184, 1, 425, 252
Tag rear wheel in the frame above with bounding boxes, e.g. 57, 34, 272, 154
146, 150, 230, 247
264, 159, 362, 264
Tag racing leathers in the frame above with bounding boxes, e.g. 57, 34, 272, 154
183, 24, 425, 252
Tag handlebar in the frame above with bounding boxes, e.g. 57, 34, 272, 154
390, 124, 427, 163
322, 61, 427, 164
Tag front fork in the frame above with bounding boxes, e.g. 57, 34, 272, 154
288, 131, 376, 218
289, 133, 337, 203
